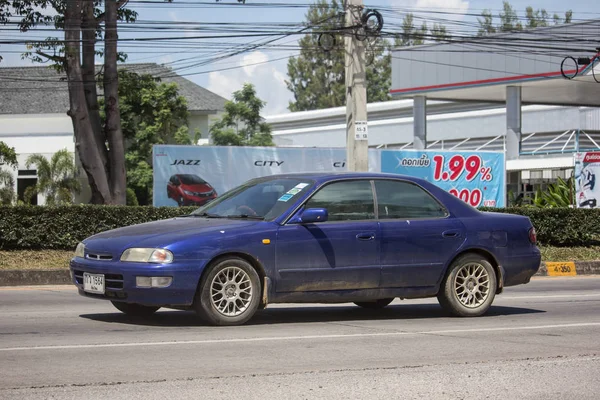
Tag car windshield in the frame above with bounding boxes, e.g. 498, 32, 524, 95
179, 174, 206, 185
191, 177, 314, 221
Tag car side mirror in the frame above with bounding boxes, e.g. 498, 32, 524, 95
291, 208, 328, 224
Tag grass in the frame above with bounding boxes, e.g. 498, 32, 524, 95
1, 246, 600, 270
0, 250, 73, 270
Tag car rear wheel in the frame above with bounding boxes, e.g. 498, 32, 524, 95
354, 298, 394, 309
437, 253, 497, 317
194, 257, 261, 326
111, 301, 160, 317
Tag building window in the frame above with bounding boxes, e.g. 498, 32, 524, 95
17, 170, 37, 205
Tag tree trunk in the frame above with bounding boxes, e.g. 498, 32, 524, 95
81, 0, 107, 204
65, 0, 112, 204
103, 0, 126, 205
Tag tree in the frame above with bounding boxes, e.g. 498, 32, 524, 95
0, 141, 17, 205
0, 1, 159, 205
0, 169, 15, 205
210, 84, 274, 147
108, 70, 194, 205
0, 141, 18, 169
431, 23, 451, 42
525, 6, 549, 28
286, 0, 391, 111
499, 1, 522, 32
478, 2, 573, 36
24, 149, 81, 205
395, 13, 429, 47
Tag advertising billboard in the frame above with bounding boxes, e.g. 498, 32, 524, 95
152, 145, 380, 207
574, 152, 600, 208
381, 149, 506, 208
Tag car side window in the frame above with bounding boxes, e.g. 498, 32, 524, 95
375, 180, 447, 219
305, 180, 375, 221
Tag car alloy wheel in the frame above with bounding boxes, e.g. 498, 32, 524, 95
437, 253, 497, 317
194, 257, 261, 326
210, 266, 253, 317
453, 263, 490, 308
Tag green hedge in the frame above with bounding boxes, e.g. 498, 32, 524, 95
0, 205, 195, 250
479, 207, 600, 247
1, 205, 599, 250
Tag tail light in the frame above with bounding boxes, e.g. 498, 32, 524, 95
528, 227, 537, 244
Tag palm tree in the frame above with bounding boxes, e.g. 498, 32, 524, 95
0, 169, 15, 205
25, 149, 81, 205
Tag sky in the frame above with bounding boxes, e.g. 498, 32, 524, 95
1, 0, 599, 115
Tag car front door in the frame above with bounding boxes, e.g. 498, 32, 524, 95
275, 179, 380, 293
374, 179, 466, 288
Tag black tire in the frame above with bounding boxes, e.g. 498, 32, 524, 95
111, 301, 160, 317
354, 298, 394, 309
437, 253, 497, 317
194, 257, 261, 326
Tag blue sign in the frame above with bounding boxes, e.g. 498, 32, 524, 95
381, 150, 505, 208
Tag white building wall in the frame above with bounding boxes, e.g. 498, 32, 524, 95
0, 114, 75, 205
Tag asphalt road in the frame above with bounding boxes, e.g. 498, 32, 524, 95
1, 277, 599, 399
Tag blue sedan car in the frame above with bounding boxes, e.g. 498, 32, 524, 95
70, 173, 541, 325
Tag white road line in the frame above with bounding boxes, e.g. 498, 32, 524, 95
501, 293, 600, 300
1, 322, 599, 352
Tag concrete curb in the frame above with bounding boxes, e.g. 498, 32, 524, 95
0, 270, 71, 286
1, 260, 599, 287
535, 261, 599, 277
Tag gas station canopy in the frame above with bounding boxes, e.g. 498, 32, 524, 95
390, 19, 600, 107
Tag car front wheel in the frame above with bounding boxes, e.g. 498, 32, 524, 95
194, 257, 261, 326
437, 253, 497, 317
111, 301, 160, 317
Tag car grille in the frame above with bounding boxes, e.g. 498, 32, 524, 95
193, 191, 213, 197
85, 252, 113, 261
73, 270, 124, 290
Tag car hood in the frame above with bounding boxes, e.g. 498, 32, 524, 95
181, 183, 213, 192
83, 217, 259, 255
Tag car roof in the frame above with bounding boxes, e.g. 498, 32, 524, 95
262, 172, 425, 184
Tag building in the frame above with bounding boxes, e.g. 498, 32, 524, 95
265, 19, 600, 204
0, 63, 225, 204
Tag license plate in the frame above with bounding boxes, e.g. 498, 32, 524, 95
83, 273, 105, 294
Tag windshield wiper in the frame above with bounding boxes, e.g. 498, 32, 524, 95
226, 214, 264, 220
188, 212, 225, 218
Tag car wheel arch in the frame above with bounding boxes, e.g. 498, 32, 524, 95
195, 251, 268, 305
441, 248, 504, 295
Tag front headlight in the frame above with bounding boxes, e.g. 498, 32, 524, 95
183, 190, 194, 196
75, 243, 85, 258
120, 248, 174, 264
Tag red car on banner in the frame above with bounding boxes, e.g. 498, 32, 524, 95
167, 174, 217, 206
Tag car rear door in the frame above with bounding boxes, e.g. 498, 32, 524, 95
275, 179, 381, 293
374, 179, 466, 288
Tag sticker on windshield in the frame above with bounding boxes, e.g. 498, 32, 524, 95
295, 183, 309, 189
287, 188, 301, 195
278, 194, 294, 202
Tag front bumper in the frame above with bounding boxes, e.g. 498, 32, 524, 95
70, 258, 205, 307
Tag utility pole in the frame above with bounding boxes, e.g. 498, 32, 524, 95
344, 0, 368, 172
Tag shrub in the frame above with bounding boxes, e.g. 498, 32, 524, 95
0, 205, 195, 250
480, 207, 600, 247
1, 205, 599, 250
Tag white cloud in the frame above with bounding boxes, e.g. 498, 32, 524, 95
414, 0, 469, 16
207, 51, 292, 116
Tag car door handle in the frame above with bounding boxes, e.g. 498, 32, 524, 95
442, 230, 460, 238
356, 232, 375, 241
